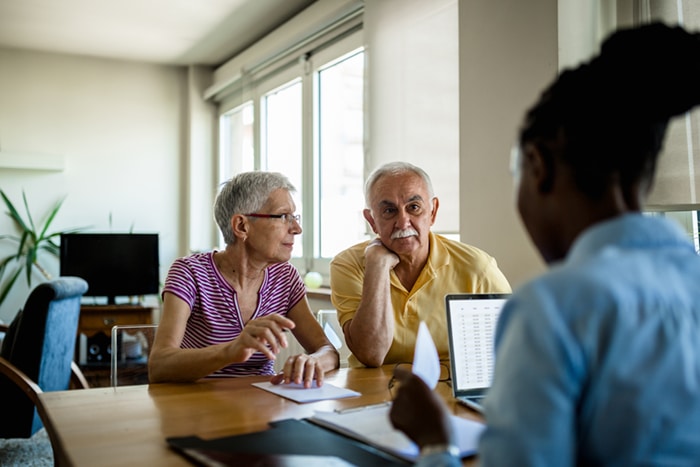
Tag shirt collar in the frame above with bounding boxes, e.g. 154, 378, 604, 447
427, 231, 450, 271
566, 213, 695, 265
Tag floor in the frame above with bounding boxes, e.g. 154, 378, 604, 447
0, 428, 53, 466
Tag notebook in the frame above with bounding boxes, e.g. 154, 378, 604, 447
445, 293, 510, 413
167, 418, 409, 467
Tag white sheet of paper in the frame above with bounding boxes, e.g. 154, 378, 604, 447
310, 403, 485, 461
412, 321, 440, 389
252, 381, 361, 403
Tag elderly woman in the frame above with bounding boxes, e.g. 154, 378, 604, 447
149, 171, 339, 386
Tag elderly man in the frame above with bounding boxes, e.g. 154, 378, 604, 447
330, 162, 511, 367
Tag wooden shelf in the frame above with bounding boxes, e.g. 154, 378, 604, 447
76, 304, 154, 387
306, 286, 331, 301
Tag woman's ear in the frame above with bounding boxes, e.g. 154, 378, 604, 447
231, 214, 249, 240
524, 143, 556, 194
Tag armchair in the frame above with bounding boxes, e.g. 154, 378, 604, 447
0, 276, 89, 443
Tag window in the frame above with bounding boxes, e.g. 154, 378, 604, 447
219, 103, 254, 178
646, 209, 700, 254
218, 31, 367, 278
317, 51, 366, 258
262, 79, 304, 258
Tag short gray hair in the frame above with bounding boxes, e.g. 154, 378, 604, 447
364, 161, 435, 207
214, 171, 296, 245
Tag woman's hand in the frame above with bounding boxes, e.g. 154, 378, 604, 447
231, 314, 295, 362
270, 353, 324, 388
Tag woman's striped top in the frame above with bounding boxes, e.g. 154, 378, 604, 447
162, 251, 306, 377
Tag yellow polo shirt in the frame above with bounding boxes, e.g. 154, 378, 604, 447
330, 232, 511, 367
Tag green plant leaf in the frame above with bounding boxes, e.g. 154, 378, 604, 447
38, 196, 66, 241
0, 190, 30, 233
0, 268, 22, 306
21, 191, 37, 235
24, 246, 37, 285
0, 191, 81, 307
0, 234, 21, 243
39, 242, 60, 257
0, 254, 19, 281
0, 252, 21, 265
18, 230, 29, 257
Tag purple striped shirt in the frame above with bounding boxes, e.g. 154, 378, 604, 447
162, 251, 306, 377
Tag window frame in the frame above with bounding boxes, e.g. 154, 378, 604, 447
217, 30, 365, 280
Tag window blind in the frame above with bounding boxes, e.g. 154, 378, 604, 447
204, 0, 363, 107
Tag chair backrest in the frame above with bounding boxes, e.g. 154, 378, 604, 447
110, 324, 157, 387
316, 309, 350, 368
0, 276, 88, 438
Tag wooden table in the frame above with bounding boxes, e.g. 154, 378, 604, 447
39, 366, 482, 466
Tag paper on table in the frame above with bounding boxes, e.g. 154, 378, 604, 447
412, 321, 440, 389
252, 381, 361, 403
309, 403, 485, 462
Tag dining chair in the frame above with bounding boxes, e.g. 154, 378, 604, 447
0, 276, 89, 448
110, 324, 158, 386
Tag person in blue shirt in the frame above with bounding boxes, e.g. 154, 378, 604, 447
389, 22, 700, 466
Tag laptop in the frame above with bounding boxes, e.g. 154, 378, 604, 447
445, 293, 510, 413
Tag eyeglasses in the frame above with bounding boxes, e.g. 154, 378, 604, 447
509, 144, 522, 180
387, 362, 451, 400
244, 213, 301, 224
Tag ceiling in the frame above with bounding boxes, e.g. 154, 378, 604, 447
0, 0, 317, 66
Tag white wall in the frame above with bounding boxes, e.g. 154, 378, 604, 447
0, 48, 186, 322
458, 0, 557, 287
185, 66, 218, 254
366, 0, 555, 288
365, 0, 460, 234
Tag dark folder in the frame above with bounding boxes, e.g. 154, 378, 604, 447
166, 418, 410, 467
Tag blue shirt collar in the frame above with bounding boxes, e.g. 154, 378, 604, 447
566, 213, 696, 265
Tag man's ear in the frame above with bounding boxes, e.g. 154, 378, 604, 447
429, 197, 439, 225
525, 143, 556, 194
362, 208, 378, 234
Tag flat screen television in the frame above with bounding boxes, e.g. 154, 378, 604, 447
60, 233, 160, 305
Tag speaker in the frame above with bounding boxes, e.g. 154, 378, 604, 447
82, 332, 124, 364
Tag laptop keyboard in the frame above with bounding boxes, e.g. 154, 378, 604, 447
457, 396, 485, 413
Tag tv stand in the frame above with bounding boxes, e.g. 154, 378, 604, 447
76, 304, 154, 387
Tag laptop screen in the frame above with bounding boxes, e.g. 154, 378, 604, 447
445, 293, 510, 393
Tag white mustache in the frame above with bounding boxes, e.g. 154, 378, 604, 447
391, 228, 418, 239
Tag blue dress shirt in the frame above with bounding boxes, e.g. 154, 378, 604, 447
479, 214, 700, 466
414, 451, 462, 467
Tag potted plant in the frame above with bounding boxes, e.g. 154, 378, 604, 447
0, 190, 81, 307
